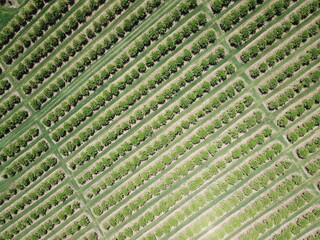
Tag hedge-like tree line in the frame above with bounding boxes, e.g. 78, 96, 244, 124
0, 127, 39, 164
240, 11, 320, 64
0, 95, 21, 119
0, 172, 66, 225
118, 145, 287, 240
259, 45, 320, 95
277, 92, 320, 128
2, 140, 49, 178
0, 156, 57, 206
33, 1, 201, 113
0, 188, 76, 240
0, 110, 29, 139
296, 137, 320, 159
249, 22, 320, 79
267, 69, 320, 111
228, 0, 318, 48
2, 0, 75, 65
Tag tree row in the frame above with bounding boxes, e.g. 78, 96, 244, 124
2, 140, 49, 178
35, 3, 203, 116
170, 160, 294, 240
120, 143, 286, 240
51, 24, 213, 147
219, 0, 265, 32
10, 0, 142, 80
287, 113, 319, 144
0, 0, 58, 50
48, 14, 210, 141
208, 175, 306, 240
270, 207, 320, 240
0, 127, 39, 164
74, 60, 235, 185
228, 0, 314, 48
16, 0, 166, 89
0, 171, 66, 225
54, 215, 91, 240
58, 29, 215, 158
0, 79, 11, 96
249, 22, 320, 79
24, 201, 83, 240
277, 92, 320, 128
5, 0, 143, 65
82, 232, 99, 240
2, 0, 75, 65
94, 107, 260, 224
0, 110, 29, 140
240, 9, 320, 64
88, 92, 250, 204
211, 0, 238, 14
0, 156, 57, 206
305, 158, 320, 176
13, 0, 149, 81
267, 69, 320, 111
296, 137, 320, 159
259, 45, 320, 95
303, 230, 320, 240
240, 191, 314, 240
0, 94, 21, 119
0, 189, 76, 240
103, 126, 273, 233
78, 75, 244, 189
14, 0, 166, 101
